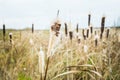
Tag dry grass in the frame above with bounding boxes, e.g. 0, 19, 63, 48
0, 27, 120, 80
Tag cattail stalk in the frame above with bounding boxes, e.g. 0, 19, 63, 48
88, 14, 91, 26
32, 24, 34, 33
64, 23, 68, 37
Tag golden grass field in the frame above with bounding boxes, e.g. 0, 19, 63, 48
0, 27, 120, 80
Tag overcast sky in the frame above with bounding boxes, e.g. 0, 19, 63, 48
0, 0, 120, 29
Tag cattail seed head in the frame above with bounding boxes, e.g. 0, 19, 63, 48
9, 33, 12, 44
90, 25, 93, 34
32, 24, 34, 33
95, 31, 97, 35
100, 33, 103, 39
69, 31, 73, 41
78, 36, 81, 44
51, 20, 61, 37
94, 34, 99, 46
3, 24, 6, 37
88, 14, 91, 26
82, 29, 85, 38
106, 28, 110, 38
64, 23, 68, 36
95, 39, 98, 47
86, 29, 89, 38
9, 33, 12, 39
76, 24, 79, 33
101, 16, 105, 34
84, 35, 87, 40
78, 39, 80, 44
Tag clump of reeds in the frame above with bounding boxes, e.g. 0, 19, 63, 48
32, 24, 34, 33
64, 23, 68, 37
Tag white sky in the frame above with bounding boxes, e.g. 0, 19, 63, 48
0, 0, 120, 29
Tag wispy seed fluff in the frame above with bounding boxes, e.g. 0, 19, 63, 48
29, 38, 34, 46
84, 45, 88, 53
39, 47, 45, 74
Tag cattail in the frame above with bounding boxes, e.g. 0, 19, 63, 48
90, 26, 93, 34
3, 24, 6, 41
88, 14, 91, 26
9, 33, 12, 44
64, 23, 68, 36
78, 39, 80, 44
100, 33, 103, 39
101, 16, 105, 34
78, 36, 81, 44
32, 24, 34, 33
82, 29, 85, 39
51, 21, 61, 37
94, 34, 99, 46
106, 28, 110, 38
69, 31, 73, 41
84, 35, 87, 40
95, 31, 97, 35
86, 29, 89, 38
76, 24, 79, 33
